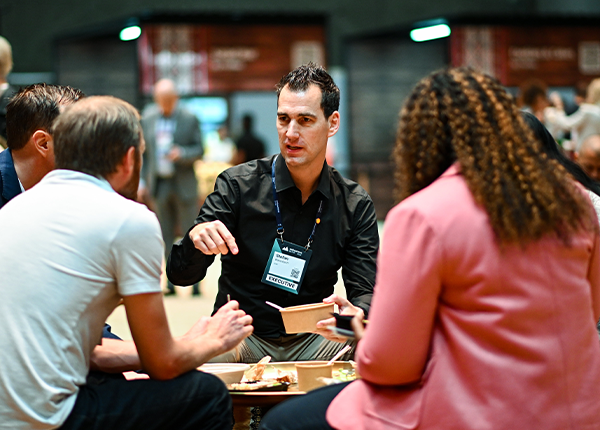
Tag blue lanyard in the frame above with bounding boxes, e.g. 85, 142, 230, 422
271, 155, 323, 250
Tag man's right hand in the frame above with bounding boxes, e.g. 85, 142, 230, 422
189, 221, 239, 255
126, 294, 252, 380
197, 300, 253, 356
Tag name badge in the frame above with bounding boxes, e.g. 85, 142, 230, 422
261, 239, 312, 294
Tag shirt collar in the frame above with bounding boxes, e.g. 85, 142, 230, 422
274, 155, 331, 199
43, 169, 115, 193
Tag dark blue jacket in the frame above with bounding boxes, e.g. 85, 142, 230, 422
0, 149, 21, 209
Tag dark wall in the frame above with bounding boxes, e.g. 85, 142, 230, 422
3, 0, 599, 74
56, 36, 138, 105
347, 37, 447, 217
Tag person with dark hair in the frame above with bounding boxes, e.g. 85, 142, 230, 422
0, 83, 138, 358
168, 63, 379, 363
232, 114, 266, 164
260, 68, 600, 430
0, 96, 253, 430
0, 83, 83, 209
518, 78, 549, 121
522, 111, 600, 220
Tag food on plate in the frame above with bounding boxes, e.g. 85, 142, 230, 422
275, 368, 297, 384
244, 355, 272, 381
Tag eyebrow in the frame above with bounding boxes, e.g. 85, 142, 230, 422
277, 111, 318, 119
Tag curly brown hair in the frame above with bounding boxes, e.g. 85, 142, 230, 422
394, 67, 595, 244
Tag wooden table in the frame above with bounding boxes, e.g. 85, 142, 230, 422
229, 361, 354, 430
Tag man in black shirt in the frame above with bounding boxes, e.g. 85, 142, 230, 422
168, 63, 379, 362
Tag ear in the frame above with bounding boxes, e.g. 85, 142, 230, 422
574, 151, 579, 161
120, 146, 137, 177
327, 111, 340, 138
31, 130, 53, 158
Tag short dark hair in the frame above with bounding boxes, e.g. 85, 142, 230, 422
6, 84, 84, 150
519, 79, 547, 108
53, 96, 142, 178
276, 63, 340, 119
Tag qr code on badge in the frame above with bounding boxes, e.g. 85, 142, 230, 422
290, 268, 300, 280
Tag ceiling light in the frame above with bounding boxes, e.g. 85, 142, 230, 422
410, 23, 451, 42
120, 26, 141, 42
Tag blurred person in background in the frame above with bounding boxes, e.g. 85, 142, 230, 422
260, 67, 600, 430
545, 78, 600, 151
517, 78, 549, 122
0, 36, 18, 149
232, 114, 266, 164
140, 78, 203, 296
571, 80, 590, 114
0, 96, 253, 429
204, 123, 235, 164
522, 112, 600, 225
576, 134, 600, 182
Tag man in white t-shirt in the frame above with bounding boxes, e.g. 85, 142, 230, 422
0, 96, 253, 430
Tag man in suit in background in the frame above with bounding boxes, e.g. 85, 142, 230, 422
140, 78, 203, 296
0, 84, 84, 209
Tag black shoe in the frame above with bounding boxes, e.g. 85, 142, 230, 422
192, 283, 201, 296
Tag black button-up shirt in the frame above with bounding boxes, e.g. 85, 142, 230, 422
167, 155, 379, 338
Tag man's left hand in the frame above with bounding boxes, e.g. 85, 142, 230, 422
314, 294, 362, 342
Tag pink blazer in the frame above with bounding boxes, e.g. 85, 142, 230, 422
328, 165, 600, 429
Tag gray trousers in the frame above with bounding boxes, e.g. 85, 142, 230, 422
154, 177, 199, 263
210, 333, 356, 363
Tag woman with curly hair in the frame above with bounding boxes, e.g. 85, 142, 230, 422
260, 67, 600, 430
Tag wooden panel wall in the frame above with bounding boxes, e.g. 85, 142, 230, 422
451, 26, 600, 87
139, 24, 325, 95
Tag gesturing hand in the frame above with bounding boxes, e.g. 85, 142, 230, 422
189, 220, 239, 255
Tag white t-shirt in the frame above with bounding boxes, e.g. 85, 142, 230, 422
0, 170, 163, 429
588, 189, 600, 227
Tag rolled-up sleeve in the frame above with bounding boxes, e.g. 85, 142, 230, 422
166, 172, 238, 286
342, 195, 379, 316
